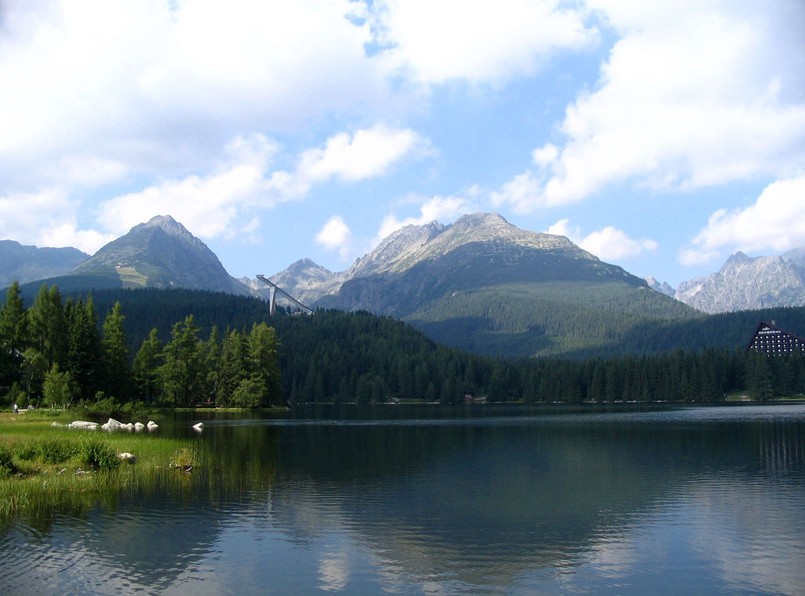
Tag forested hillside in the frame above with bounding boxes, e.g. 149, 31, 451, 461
2, 285, 805, 407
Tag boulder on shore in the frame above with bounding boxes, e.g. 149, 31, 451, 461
68, 420, 99, 430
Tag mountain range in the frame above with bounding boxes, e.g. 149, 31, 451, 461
672, 249, 805, 313
2, 213, 804, 355
0, 240, 88, 288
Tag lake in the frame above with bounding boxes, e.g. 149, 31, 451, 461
2, 404, 804, 594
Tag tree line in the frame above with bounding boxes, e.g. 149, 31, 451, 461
0, 283, 281, 409
274, 309, 805, 404
2, 284, 804, 409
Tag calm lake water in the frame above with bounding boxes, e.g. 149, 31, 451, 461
2, 404, 804, 595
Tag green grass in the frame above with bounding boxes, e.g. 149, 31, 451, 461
0, 412, 205, 522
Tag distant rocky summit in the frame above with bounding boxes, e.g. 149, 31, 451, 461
69, 215, 250, 295
0, 240, 89, 287
675, 249, 805, 313
264, 212, 645, 312
645, 276, 675, 298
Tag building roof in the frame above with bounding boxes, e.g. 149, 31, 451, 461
746, 321, 805, 355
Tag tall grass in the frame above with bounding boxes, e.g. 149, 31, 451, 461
0, 412, 210, 523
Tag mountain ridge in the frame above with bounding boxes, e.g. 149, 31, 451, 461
675, 249, 805, 313
0, 240, 89, 287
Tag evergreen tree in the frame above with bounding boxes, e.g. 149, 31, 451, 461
216, 328, 248, 406
159, 315, 205, 406
248, 322, 281, 406
746, 352, 774, 401
100, 302, 130, 400
28, 285, 65, 369
0, 281, 28, 386
202, 326, 221, 404
64, 297, 102, 400
133, 329, 163, 403
20, 348, 47, 402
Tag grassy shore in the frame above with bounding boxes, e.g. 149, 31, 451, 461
0, 410, 204, 521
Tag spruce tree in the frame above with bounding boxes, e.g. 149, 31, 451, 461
0, 281, 28, 386
100, 302, 130, 401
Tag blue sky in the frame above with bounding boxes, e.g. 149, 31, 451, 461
1, 0, 803, 288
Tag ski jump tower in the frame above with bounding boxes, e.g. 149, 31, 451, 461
256, 274, 314, 316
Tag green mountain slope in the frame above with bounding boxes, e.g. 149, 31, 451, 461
407, 281, 701, 357
316, 216, 699, 358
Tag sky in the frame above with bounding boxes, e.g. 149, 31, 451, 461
1, 0, 804, 288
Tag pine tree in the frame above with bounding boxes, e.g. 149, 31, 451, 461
216, 328, 248, 406
133, 329, 162, 403
28, 285, 65, 369
159, 315, 205, 406
64, 297, 102, 400
0, 281, 28, 386
247, 322, 281, 406
100, 302, 130, 400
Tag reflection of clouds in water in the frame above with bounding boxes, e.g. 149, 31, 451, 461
686, 480, 805, 596
318, 544, 350, 591
566, 479, 805, 595
586, 530, 639, 579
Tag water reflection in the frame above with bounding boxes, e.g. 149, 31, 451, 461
1, 405, 804, 594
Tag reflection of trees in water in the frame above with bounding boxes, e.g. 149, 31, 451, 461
756, 422, 803, 475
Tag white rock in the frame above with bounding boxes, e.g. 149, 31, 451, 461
69, 421, 99, 430
117, 452, 137, 464
102, 417, 123, 431
134, 422, 145, 431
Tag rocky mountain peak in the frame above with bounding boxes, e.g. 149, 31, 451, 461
72, 215, 249, 294
132, 215, 201, 247
347, 220, 445, 278
676, 249, 805, 313
645, 276, 676, 297
436, 212, 586, 255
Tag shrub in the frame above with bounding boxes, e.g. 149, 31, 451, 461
39, 439, 78, 464
77, 395, 148, 422
16, 442, 40, 461
80, 438, 120, 471
171, 447, 196, 469
0, 445, 16, 477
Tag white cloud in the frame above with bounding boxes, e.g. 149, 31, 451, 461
681, 176, 805, 266
372, 0, 596, 85
316, 216, 353, 256
298, 125, 426, 182
545, 218, 580, 239
0, 0, 388, 190
494, 0, 805, 211
0, 187, 114, 253
546, 218, 657, 260
491, 171, 547, 212
86, 125, 426, 248
96, 134, 280, 241
579, 226, 658, 260
38, 224, 116, 256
